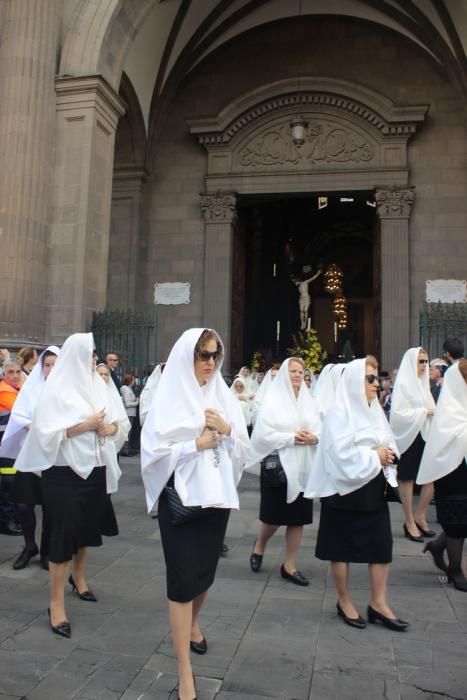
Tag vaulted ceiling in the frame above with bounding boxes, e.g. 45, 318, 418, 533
122, 0, 467, 134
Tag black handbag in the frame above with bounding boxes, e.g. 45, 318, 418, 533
260, 452, 287, 488
384, 481, 401, 503
164, 486, 214, 526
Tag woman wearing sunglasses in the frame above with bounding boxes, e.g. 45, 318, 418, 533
141, 329, 249, 700
390, 347, 436, 542
306, 356, 407, 630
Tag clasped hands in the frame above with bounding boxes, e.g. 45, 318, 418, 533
375, 445, 396, 467
88, 409, 117, 437
294, 429, 319, 446
196, 409, 231, 451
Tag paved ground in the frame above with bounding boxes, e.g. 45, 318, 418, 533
0, 458, 466, 700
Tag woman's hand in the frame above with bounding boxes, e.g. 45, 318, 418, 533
375, 445, 396, 466
97, 422, 118, 438
86, 409, 106, 432
294, 430, 319, 445
196, 427, 222, 451
427, 408, 435, 417
204, 409, 231, 436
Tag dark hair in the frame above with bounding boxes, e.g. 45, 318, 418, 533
194, 330, 223, 368
443, 337, 464, 360
41, 350, 57, 365
122, 373, 134, 386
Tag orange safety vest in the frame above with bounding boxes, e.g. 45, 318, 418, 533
0, 380, 19, 474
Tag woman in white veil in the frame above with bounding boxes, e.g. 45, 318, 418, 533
141, 329, 249, 700
390, 347, 436, 542
305, 356, 407, 631
246, 357, 321, 586
15, 333, 122, 639
417, 360, 467, 590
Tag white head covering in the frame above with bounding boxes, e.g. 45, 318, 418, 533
314, 363, 346, 417
312, 363, 334, 399
14, 333, 122, 494
96, 363, 130, 452
305, 358, 399, 498
230, 376, 253, 427
390, 347, 435, 453
0, 346, 60, 459
141, 329, 250, 513
245, 358, 322, 503
417, 363, 467, 484
139, 364, 164, 426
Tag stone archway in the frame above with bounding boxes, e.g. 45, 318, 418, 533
190, 78, 428, 370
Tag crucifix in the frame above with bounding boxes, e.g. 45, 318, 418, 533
291, 269, 323, 329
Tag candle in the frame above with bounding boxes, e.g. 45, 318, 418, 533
307, 317, 311, 330
273, 263, 277, 277
276, 320, 280, 341
334, 321, 337, 342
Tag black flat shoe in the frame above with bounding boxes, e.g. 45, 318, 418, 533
336, 602, 366, 629
69, 574, 97, 602
220, 542, 229, 557
403, 523, 424, 543
190, 637, 207, 655
423, 541, 447, 572
250, 542, 263, 573
12, 545, 39, 570
367, 605, 409, 631
48, 608, 71, 638
280, 564, 309, 586
415, 522, 436, 538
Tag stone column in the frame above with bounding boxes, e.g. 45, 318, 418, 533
200, 191, 237, 372
376, 186, 415, 371
45, 76, 125, 342
107, 166, 148, 310
0, 0, 60, 345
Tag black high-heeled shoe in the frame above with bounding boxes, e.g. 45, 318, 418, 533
336, 602, 366, 629
423, 541, 447, 572
446, 568, 467, 592
250, 541, 263, 573
48, 607, 71, 638
69, 574, 97, 602
403, 523, 424, 543
414, 521, 436, 538
367, 605, 409, 631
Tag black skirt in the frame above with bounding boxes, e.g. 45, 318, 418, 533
435, 460, 467, 538
10, 472, 43, 505
158, 487, 230, 603
41, 465, 118, 564
316, 499, 392, 563
397, 432, 425, 481
259, 477, 313, 526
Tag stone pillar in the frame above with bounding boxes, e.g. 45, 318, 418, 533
107, 166, 148, 310
200, 191, 237, 372
0, 0, 60, 345
376, 186, 415, 371
46, 76, 125, 341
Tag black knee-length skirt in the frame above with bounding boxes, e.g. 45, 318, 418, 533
158, 487, 230, 603
41, 465, 118, 564
397, 432, 425, 482
435, 460, 467, 537
316, 500, 393, 564
259, 477, 313, 526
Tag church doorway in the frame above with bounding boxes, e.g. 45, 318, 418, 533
231, 191, 379, 371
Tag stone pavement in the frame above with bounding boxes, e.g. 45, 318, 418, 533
1, 459, 466, 700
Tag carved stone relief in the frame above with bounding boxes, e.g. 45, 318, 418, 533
237, 121, 374, 169
375, 186, 415, 218
200, 190, 237, 223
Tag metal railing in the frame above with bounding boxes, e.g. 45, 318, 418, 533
419, 303, 467, 358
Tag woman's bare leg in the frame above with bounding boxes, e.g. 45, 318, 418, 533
368, 563, 396, 618
191, 590, 207, 643
284, 525, 303, 573
71, 547, 89, 592
253, 522, 279, 555
49, 560, 71, 625
331, 561, 359, 618
414, 483, 434, 531
169, 600, 196, 700
398, 480, 420, 536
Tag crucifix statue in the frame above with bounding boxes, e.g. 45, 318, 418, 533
291, 269, 323, 329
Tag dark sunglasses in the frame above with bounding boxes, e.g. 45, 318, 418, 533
418, 359, 429, 365
365, 374, 378, 384
197, 350, 219, 362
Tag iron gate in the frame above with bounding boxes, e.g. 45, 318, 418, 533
91, 310, 157, 385
419, 303, 467, 358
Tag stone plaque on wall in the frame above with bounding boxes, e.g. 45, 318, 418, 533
426, 279, 467, 304
154, 282, 191, 305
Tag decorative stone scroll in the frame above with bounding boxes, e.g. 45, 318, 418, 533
238, 122, 374, 168
200, 190, 237, 223
375, 186, 415, 218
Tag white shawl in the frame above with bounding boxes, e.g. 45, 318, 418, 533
314, 363, 346, 417
417, 363, 467, 484
304, 358, 399, 498
0, 345, 60, 459
14, 333, 122, 494
139, 364, 163, 426
245, 358, 322, 503
141, 329, 250, 513
390, 347, 435, 453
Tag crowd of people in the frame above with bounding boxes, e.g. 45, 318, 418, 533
0, 333, 465, 700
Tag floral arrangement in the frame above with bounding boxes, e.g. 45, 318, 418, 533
287, 328, 327, 372
250, 351, 263, 371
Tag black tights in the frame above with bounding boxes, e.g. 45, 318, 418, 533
16, 504, 46, 553
446, 536, 465, 572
